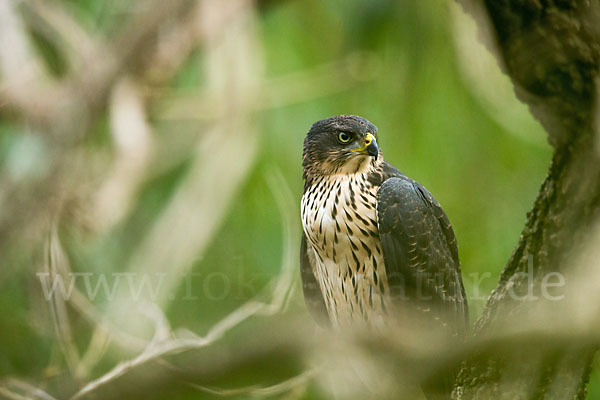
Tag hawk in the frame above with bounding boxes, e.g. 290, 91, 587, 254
300, 115, 468, 394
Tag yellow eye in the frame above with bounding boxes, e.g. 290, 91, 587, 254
338, 132, 352, 143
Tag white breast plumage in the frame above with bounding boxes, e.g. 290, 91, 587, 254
301, 172, 390, 327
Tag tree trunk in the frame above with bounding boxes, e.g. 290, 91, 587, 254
454, 1, 600, 399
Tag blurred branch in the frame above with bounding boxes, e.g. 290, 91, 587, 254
45, 223, 80, 377
0, 0, 194, 141
89, 77, 153, 231
0, 0, 57, 125
20, 0, 102, 70
0, 378, 58, 400
155, 51, 380, 121
63, 0, 194, 129
70, 317, 311, 400
187, 369, 314, 397
144, 0, 253, 85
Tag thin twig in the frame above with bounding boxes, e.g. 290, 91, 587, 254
187, 369, 316, 397
45, 223, 80, 375
0, 378, 58, 400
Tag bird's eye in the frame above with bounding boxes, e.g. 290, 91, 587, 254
337, 132, 352, 144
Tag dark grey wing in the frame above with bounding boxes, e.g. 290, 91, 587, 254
300, 233, 330, 327
376, 177, 468, 334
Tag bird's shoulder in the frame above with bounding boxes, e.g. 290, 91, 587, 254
368, 160, 437, 211
373, 159, 460, 271
366, 160, 405, 187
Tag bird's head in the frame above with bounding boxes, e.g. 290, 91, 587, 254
303, 115, 380, 179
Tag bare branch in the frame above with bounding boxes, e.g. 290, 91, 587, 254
0, 378, 58, 400
45, 223, 80, 375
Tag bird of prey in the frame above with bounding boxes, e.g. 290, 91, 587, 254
300, 114, 468, 338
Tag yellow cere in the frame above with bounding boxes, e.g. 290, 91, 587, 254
351, 132, 376, 152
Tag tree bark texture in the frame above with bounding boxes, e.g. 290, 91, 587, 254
454, 1, 600, 399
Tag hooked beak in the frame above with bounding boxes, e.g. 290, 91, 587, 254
351, 133, 379, 158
